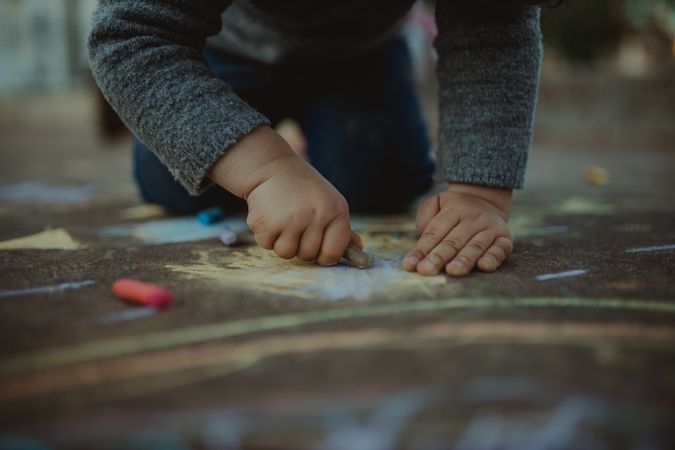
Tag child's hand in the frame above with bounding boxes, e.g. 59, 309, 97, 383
246, 155, 361, 265
403, 183, 513, 276
209, 126, 361, 265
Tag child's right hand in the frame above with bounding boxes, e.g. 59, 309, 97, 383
209, 126, 361, 265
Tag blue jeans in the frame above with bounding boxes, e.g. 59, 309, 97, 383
133, 37, 434, 214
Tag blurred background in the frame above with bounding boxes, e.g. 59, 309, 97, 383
0, 0, 674, 197
1, 3, 674, 446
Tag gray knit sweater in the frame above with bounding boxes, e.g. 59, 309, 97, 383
88, 0, 542, 194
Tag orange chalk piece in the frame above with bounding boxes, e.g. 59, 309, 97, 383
112, 278, 172, 309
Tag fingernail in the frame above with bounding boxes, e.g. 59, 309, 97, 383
420, 259, 436, 272
448, 260, 465, 274
403, 255, 419, 268
481, 257, 496, 270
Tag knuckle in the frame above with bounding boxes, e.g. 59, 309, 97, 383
322, 195, 348, 216
487, 247, 505, 259
427, 252, 444, 265
334, 198, 349, 215
496, 237, 513, 253
318, 211, 340, 226
246, 214, 264, 233
440, 237, 462, 252
420, 228, 440, 240
409, 248, 427, 259
467, 240, 487, 253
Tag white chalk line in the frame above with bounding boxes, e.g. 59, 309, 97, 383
98, 308, 158, 324
0, 280, 96, 298
625, 244, 675, 253
535, 270, 588, 282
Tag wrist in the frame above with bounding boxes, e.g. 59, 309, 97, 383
208, 125, 297, 199
447, 182, 512, 218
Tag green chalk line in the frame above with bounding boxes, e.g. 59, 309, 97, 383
1, 297, 673, 378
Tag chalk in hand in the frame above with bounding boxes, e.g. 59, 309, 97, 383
196, 207, 225, 225
112, 278, 172, 309
342, 243, 373, 269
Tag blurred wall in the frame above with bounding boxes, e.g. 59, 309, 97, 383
0, 0, 97, 95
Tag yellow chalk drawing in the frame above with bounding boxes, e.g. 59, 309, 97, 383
167, 231, 448, 301
509, 210, 545, 238
0, 228, 85, 250
119, 204, 168, 220
553, 197, 614, 215
1, 296, 673, 379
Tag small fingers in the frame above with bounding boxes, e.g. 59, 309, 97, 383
477, 236, 513, 272
416, 221, 479, 276
317, 215, 351, 266
446, 230, 497, 276
403, 210, 460, 271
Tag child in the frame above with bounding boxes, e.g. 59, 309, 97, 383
88, 0, 543, 276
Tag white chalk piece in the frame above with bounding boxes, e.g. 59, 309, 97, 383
625, 244, 675, 253
535, 269, 588, 282
218, 226, 238, 246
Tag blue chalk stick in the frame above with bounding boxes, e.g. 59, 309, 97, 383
196, 207, 225, 225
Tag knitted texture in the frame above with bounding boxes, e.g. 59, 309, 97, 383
435, 1, 542, 189
88, 0, 542, 194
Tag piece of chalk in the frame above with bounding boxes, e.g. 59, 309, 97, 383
343, 243, 373, 269
218, 226, 238, 246
196, 207, 225, 225
112, 278, 172, 309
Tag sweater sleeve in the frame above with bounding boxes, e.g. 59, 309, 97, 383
87, 0, 270, 194
434, 1, 542, 189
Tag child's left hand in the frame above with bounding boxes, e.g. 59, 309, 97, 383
403, 183, 513, 276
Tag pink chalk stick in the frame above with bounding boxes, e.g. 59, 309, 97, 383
112, 278, 172, 309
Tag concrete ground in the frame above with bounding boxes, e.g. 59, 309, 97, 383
0, 78, 674, 449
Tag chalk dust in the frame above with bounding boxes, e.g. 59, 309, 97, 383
167, 226, 447, 301
0, 228, 85, 250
